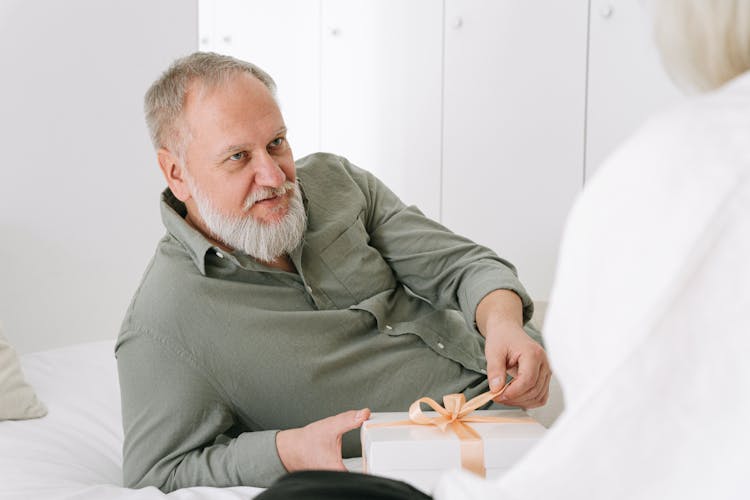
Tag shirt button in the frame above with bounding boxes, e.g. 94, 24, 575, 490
306, 285, 313, 293
437, 342, 445, 349
385, 325, 393, 330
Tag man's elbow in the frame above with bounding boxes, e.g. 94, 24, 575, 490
123, 459, 178, 493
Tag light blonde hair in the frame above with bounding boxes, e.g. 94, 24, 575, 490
652, 0, 750, 91
144, 52, 276, 155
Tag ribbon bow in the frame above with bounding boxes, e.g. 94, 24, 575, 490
408, 389, 505, 431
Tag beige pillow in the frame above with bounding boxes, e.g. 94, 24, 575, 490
0, 324, 47, 420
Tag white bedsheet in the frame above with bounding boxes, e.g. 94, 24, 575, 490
0, 341, 264, 500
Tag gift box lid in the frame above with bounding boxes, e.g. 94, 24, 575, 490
362, 409, 545, 472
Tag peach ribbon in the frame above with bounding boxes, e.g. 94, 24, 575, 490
365, 385, 534, 477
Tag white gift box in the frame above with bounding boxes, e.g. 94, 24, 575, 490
361, 409, 546, 494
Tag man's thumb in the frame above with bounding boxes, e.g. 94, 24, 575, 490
326, 408, 371, 435
487, 351, 507, 394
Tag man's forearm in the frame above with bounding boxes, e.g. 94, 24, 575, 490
156, 431, 286, 491
475, 289, 524, 337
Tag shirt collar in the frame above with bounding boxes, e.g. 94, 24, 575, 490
160, 188, 215, 275
159, 181, 311, 275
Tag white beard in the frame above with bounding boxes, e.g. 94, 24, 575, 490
186, 176, 307, 263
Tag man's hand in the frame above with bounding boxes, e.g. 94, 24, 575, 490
476, 290, 551, 409
484, 320, 551, 408
276, 408, 371, 472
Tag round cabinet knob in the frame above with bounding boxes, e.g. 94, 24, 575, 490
599, 4, 614, 19
328, 27, 341, 36
200, 37, 210, 46
223, 35, 232, 44
452, 17, 463, 29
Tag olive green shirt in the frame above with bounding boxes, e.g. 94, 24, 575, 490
116, 153, 537, 491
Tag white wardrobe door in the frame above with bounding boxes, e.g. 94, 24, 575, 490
208, 0, 322, 159
442, 0, 588, 300
586, 0, 683, 179
320, 0, 443, 220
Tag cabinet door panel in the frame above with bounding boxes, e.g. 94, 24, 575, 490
321, 0, 442, 220
208, 0, 321, 159
586, 0, 683, 178
443, 0, 588, 300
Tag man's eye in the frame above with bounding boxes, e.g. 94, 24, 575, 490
229, 152, 246, 161
270, 137, 284, 148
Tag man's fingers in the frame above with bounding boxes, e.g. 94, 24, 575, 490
500, 359, 540, 402
507, 369, 552, 409
530, 370, 552, 406
497, 342, 549, 403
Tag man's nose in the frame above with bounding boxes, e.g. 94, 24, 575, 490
253, 151, 286, 187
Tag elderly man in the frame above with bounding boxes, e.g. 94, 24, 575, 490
116, 52, 550, 492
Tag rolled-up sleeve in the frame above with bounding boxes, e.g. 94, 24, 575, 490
341, 157, 534, 328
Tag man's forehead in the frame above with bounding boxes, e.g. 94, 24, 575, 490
179, 76, 286, 157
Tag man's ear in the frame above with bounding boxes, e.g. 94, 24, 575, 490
157, 148, 191, 202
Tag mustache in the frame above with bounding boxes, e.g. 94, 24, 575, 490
242, 181, 296, 211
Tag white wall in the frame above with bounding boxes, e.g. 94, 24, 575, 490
0, 0, 198, 353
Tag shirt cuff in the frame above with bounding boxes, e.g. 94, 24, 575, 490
459, 268, 534, 330
233, 430, 288, 487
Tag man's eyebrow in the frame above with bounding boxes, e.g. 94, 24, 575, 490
271, 126, 288, 139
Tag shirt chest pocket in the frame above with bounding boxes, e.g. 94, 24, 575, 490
319, 217, 397, 303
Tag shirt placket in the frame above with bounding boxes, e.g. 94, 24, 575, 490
289, 244, 338, 310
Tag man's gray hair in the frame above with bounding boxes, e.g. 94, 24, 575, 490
144, 52, 277, 154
